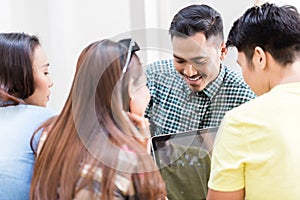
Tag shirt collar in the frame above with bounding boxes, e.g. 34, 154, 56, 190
0, 98, 18, 107
0, 100, 17, 107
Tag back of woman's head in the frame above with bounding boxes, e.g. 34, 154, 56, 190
71, 39, 131, 148
0, 33, 40, 100
72, 39, 151, 151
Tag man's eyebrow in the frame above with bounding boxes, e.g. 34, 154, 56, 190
190, 56, 206, 61
173, 54, 184, 59
173, 54, 206, 61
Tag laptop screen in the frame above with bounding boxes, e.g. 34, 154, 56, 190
150, 127, 219, 200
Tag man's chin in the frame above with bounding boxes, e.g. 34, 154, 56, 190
183, 78, 206, 92
189, 85, 204, 93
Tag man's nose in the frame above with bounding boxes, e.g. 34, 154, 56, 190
183, 63, 198, 77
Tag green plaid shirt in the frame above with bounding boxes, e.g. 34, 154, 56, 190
145, 59, 256, 136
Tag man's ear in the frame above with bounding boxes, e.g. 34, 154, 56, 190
220, 42, 227, 60
252, 46, 267, 70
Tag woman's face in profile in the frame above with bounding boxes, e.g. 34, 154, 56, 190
25, 45, 53, 107
128, 56, 150, 117
129, 78, 150, 117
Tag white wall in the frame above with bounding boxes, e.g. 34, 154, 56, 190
269, 0, 300, 7
0, 0, 131, 112
1, 0, 298, 112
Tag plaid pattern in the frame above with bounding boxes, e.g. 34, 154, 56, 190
75, 164, 136, 200
145, 59, 256, 136
75, 150, 138, 199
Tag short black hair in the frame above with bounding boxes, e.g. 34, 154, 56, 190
226, 3, 300, 66
0, 32, 40, 99
169, 4, 224, 42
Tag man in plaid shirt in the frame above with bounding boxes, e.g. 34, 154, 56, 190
145, 4, 256, 136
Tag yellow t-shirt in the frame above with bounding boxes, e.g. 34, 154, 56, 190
208, 83, 300, 200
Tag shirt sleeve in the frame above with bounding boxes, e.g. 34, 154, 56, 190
208, 112, 248, 191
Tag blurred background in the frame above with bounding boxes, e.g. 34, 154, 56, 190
0, 0, 299, 112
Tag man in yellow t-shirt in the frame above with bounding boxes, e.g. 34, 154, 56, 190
207, 3, 300, 200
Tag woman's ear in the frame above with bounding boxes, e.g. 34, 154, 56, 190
252, 46, 267, 70
219, 42, 227, 60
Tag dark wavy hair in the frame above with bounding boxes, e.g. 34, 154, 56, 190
169, 4, 224, 42
226, 3, 300, 66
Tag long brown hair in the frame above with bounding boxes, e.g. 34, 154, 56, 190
30, 39, 166, 199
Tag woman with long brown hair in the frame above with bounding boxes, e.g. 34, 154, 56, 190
30, 39, 166, 199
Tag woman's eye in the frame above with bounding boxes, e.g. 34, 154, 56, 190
44, 72, 49, 75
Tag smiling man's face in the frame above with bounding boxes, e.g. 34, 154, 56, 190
172, 32, 224, 92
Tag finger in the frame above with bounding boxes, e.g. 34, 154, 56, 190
127, 112, 142, 120
127, 112, 149, 127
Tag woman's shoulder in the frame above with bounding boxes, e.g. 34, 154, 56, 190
0, 104, 55, 122
20, 104, 56, 118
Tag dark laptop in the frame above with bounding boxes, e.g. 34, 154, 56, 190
150, 127, 219, 200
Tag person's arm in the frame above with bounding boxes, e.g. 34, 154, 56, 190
36, 128, 48, 156
207, 188, 245, 200
208, 113, 247, 200
35, 116, 57, 156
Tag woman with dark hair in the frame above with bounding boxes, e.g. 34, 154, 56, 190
30, 39, 166, 199
0, 32, 54, 199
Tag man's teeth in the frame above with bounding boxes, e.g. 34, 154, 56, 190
188, 76, 201, 81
